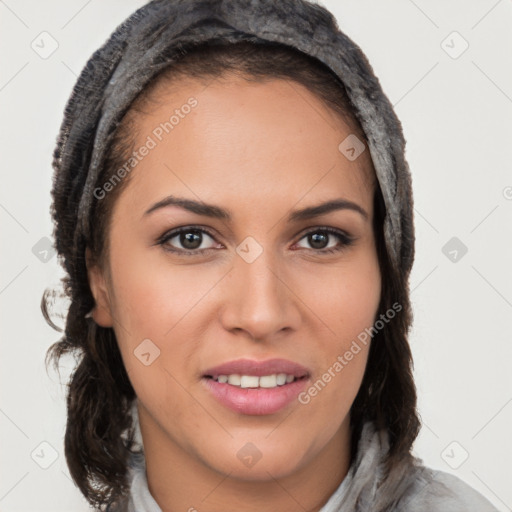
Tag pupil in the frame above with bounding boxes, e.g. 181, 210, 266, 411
310, 232, 327, 249
181, 231, 202, 249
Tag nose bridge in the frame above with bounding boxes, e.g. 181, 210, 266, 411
221, 241, 299, 339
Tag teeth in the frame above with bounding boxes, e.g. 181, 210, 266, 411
227, 374, 241, 386
259, 375, 277, 388
240, 375, 260, 388
276, 373, 287, 385
213, 373, 298, 388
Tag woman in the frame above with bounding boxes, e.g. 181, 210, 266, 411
43, 0, 499, 510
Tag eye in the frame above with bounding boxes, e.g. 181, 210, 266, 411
156, 226, 220, 255
294, 227, 355, 254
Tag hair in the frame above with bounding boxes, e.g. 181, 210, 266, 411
43, 40, 420, 510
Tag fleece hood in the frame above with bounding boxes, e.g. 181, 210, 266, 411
51, 0, 414, 281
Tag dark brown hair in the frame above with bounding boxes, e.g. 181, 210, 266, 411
44, 41, 420, 510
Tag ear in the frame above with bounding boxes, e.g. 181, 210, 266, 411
85, 247, 114, 328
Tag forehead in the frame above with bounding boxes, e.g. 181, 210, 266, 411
118, 75, 376, 215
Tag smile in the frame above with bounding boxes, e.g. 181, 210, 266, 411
201, 358, 311, 415
210, 373, 299, 388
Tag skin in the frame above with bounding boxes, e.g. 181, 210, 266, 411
87, 74, 381, 512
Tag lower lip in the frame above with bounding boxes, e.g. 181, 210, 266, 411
202, 377, 309, 415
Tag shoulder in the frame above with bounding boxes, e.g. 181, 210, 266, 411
397, 467, 499, 512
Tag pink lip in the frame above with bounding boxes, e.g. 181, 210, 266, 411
202, 378, 309, 415
201, 358, 311, 415
202, 358, 310, 379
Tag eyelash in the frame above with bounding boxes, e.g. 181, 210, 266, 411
156, 225, 355, 256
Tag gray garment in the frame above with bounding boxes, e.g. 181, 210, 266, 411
108, 421, 498, 512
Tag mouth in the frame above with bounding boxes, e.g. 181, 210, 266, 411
201, 358, 311, 415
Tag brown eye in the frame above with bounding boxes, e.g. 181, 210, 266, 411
295, 228, 354, 254
157, 227, 219, 254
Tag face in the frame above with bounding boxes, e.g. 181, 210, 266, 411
87, 74, 381, 481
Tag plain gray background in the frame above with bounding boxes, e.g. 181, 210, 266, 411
1, 0, 511, 510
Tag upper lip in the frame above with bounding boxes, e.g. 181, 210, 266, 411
202, 358, 310, 379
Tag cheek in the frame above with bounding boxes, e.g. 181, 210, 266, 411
108, 243, 216, 338
303, 250, 381, 344
106, 244, 226, 402
295, 250, 380, 413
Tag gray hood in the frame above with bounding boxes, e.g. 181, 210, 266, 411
51, 0, 414, 281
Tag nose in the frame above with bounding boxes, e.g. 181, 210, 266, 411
219, 249, 301, 342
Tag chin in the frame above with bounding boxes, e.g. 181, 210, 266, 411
200, 437, 311, 481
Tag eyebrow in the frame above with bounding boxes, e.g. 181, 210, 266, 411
143, 195, 369, 222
